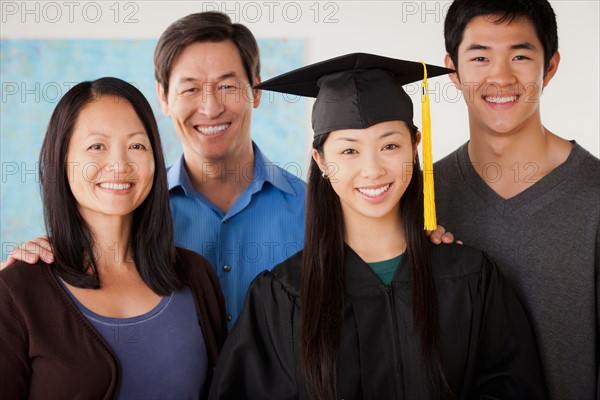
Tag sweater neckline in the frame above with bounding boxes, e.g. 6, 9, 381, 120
51, 267, 171, 324
456, 141, 582, 216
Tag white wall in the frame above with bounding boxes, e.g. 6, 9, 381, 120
2, 0, 598, 160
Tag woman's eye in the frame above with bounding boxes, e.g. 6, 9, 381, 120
87, 144, 104, 151
342, 149, 357, 155
129, 143, 147, 150
383, 144, 399, 150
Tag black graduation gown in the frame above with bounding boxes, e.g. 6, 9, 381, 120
209, 243, 547, 399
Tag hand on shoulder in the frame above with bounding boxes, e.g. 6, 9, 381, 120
1, 236, 54, 270
427, 225, 463, 245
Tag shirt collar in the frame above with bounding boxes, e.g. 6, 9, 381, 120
167, 153, 194, 196
252, 142, 298, 196
167, 142, 300, 197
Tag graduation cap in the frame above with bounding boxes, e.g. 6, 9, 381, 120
255, 53, 454, 230
255, 52, 453, 136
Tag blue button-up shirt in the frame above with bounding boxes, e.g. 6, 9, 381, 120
167, 143, 306, 328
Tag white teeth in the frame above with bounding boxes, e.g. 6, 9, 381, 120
99, 182, 131, 190
485, 96, 517, 104
196, 123, 230, 135
357, 184, 390, 197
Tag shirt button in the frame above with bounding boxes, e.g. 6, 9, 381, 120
223, 264, 232, 272
227, 314, 233, 321
223, 219, 229, 224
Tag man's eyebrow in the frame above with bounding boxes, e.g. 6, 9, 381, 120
511, 42, 537, 51
465, 44, 489, 51
217, 72, 238, 80
464, 42, 538, 51
176, 77, 198, 84
176, 72, 239, 85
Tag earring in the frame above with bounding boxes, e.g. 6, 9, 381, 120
322, 172, 328, 179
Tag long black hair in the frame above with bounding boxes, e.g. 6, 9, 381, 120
300, 122, 448, 399
39, 77, 182, 295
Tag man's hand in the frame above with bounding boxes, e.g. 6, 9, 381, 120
427, 225, 462, 245
0, 236, 54, 270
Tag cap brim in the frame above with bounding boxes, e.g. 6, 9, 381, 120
255, 53, 454, 97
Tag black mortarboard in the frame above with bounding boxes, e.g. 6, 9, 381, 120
255, 52, 454, 137
256, 53, 454, 231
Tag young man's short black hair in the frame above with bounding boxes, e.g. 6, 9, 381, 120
444, 0, 558, 74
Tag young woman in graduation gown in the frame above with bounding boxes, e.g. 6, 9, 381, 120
208, 54, 547, 400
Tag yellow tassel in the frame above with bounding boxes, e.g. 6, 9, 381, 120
419, 61, 437, 231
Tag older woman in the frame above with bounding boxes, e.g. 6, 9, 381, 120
0, 77, 227, 399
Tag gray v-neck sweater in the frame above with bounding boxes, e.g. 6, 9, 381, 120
435, 141, 600, 400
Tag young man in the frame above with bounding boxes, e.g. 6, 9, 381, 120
435, 1, 600, 398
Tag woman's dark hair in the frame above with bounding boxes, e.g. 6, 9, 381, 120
300, 123, 448, 399
39, 77, 181, 295
444, 0, 558, 75
154, 11, 260, 97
